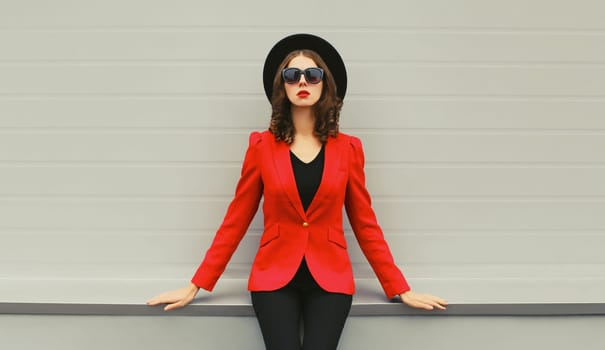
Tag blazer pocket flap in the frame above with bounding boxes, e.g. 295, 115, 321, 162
259, 224, 280, 247
328, 228, 347, 249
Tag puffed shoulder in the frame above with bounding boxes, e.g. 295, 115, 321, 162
347, 134, 363, 150
338, 132, 363, 152
248, 130, 265, 146
341, 133, 365, 166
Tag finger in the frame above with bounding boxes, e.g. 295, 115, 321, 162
419, 300, 444, 311
430, 301, 447, 310
425, 296, 448, 309
418, 298, 444, 311
407, 299, 434, 310
416, 294, 446, 306
164, 301, 184, 311
147, 297, 165, 305
418, 302, 434, 311
147, 296, 177, 306
425, 295, 448, 306
404, 294, 448, 311
164, 294, 195, 311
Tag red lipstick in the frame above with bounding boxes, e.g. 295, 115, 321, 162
297, 90, 310, 98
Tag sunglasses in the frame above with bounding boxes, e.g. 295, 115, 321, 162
282, 67, 324, 84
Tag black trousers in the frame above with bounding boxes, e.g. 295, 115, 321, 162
250, 259, 353, 350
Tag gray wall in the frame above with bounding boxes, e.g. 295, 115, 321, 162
1, 0, 604, 290
2, 315, 605, 350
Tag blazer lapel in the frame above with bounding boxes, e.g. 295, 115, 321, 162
305, 135, 343, 216
271, 138, 307, 220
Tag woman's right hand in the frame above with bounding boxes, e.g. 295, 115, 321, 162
146, 282, 200, 311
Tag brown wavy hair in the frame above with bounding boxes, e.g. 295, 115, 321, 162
268, 50, 343, 144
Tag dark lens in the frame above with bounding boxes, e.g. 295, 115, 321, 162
282, 68, 301, 84
304, 68, 323, 84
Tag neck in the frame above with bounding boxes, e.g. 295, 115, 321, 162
291, 105, 316, 137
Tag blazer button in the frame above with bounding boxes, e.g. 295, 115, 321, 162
302, 222, 309, 227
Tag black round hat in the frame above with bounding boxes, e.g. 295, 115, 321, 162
262, 33, 347, 102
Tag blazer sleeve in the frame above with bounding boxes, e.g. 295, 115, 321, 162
191, 131, 263, 291
344, 135, 411, 299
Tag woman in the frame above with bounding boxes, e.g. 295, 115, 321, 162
147, 33, 447, 350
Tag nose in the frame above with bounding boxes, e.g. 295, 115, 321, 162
298, 74, 308, 86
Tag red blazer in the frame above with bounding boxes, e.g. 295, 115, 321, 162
191, 130, 410, 298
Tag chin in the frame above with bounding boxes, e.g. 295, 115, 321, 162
294, 103, 316, 108
296, 98, 320, 107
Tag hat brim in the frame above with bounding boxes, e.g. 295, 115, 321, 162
263, 33, 347, 102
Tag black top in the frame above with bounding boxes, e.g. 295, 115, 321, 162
290, 145, 325, 212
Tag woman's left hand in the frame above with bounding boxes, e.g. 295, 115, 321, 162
400, 290, 448, 310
